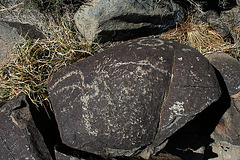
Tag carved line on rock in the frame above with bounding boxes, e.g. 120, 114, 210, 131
137, 38, 164, 46
113, 61, 169, 75
49, 70, 85, 91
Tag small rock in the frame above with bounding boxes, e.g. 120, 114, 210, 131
74, 0, 185, 42
48, 37, 221, 159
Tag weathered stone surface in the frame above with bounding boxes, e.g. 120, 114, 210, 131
0, 0, 46, 29
207, 53, 240, 96
74, 0, 185, 42
201, 10, 231, 38
220, 6, 240, 43
48, 37, 221, 158
0, 93, 53, 160
0, 21, 25, 65
207, 53, 240, 145
0, 21, 45, 66
210, 141, 240, 160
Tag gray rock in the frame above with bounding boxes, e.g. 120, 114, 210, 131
220, 6, 240, 43
0, 0, 46, 29
207, 53, 240, 145
48, 37, 221, 159
74, 0, 185, 42
0, 93, 53, 160
201, 10, 231, 38
0, 21, 25, 66
210, 141, 240, 160
0, 21, 45, 65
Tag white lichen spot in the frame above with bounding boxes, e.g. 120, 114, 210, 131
83, 113, 98, 136
196, 57, 200, 61
237, 85, 240, 90
137, 38, 164, 46
178, 57, 183, 61
182, 48, 192, 52
161, 47, 166, 50
137, 47, 142, 50
169, 101, 185, 116
113, 61, 169, 75
50, 70, 84, 91
168, 45, 174, 49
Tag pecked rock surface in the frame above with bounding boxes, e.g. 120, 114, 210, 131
74, 0, 185, 42
48, 37, 221, 158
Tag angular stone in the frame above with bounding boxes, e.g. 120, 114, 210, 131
0, 93, 53, 160
207, 53, 240, 145
0, 21, 25, 65
48, 37, 221, 158
74, 0, 185, 42
210, 141, 240, 160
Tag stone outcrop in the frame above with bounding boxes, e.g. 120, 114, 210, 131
48, 37, 221, 159
74, 0, 186, 42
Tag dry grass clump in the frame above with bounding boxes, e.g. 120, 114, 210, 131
0, 21, 96, 106
160, 15, 240, 61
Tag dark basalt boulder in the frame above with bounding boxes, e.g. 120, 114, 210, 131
48, 37, 221, 159
0, 93, 53, 160
207, 53, 240, 145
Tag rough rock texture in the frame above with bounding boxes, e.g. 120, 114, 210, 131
210, 141, 240, 160
201, 10, 231, 39
0, 93, 53, 160
220, 6, 240, 43
207, 53, 240, 145
48, 37, 221, 158
0, 21, 45, 65
74, 0, 185, 42
0, 0, 46, 29
0, 21, 25, 65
